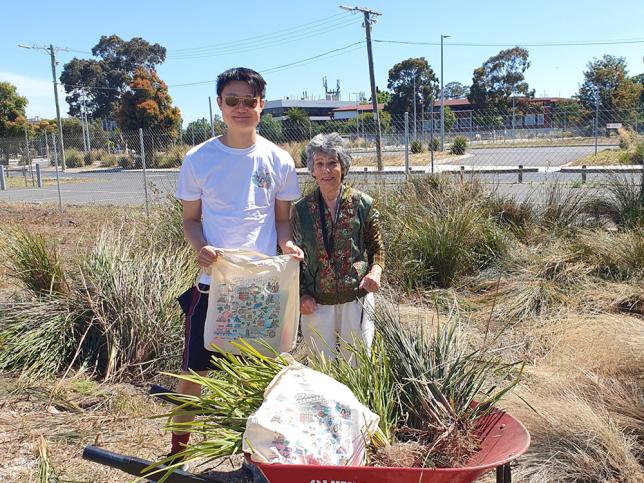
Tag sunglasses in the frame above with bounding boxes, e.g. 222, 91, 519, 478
221, 95, 260, 108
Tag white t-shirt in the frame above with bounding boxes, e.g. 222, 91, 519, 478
176, 135, 301, 284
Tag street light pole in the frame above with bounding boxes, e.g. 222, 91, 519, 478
413, 72, 417, 139
18, 44, 68, 171
440, 34, 450, 151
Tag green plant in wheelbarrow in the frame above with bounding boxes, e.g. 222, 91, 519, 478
154, 300, 525, 480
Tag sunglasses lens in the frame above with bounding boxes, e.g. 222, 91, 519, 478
243, 97, 258, 108
224, 96, 240, 107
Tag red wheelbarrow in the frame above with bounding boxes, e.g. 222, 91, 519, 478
82, 385, 530, 483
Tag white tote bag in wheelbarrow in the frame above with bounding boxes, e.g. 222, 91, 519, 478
203, 249, 300, 356
243, 356, 381, 466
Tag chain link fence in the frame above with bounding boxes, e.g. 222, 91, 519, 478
1, 105, 642, 209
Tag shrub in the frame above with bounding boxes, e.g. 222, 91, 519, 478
450, 136, 468, 155
618, 127, 635, 150
429, 138, 440, 152
633, 141, 643, 164
99, 155, 118, 167
410, 140, 424, 154
155, 144, 189, 169
280, 141, 308, 168
0, 227, 194, 381
117, 154, 134, 169
380, 177, 509, 289
601, 175, 643, 229
541, 183, 591, 230
65, 149, 83, 168
4, 228, 67, 295
483, 194, 536, 239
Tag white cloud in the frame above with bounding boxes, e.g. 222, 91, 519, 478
0, 71, 68, 119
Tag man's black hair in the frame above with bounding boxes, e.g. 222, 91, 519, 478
216, 67, 266, 99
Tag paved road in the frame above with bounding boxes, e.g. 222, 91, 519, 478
1, 166, 640, 206
351, 144, 617, 167
1, 144, 640, 206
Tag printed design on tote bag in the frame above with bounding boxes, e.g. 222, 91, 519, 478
251, 167, 272, 189
213, 277, 280, 339
268, 394, 354, 464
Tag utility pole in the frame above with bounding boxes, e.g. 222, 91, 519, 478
82, 90, 91, 151
18, 44, 68, 171
440, 34, 450, 151
208, 96, 215, 137
340, 5, 383, 170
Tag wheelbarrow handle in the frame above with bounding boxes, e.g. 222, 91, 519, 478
82, 445, 210, 483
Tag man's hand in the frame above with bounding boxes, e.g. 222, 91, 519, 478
197, 245, 223, 268
300, 294, 317, 315
281, 240, 304, 261
359, 265, 382, 293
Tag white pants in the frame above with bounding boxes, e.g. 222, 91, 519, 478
300, 293, 375, 363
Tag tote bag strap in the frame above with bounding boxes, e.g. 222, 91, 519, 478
194, 249, 278, 293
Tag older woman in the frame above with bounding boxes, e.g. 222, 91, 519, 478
293, 133, 384, 362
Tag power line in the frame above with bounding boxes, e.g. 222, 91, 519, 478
167, 18, 359, 60
261, 41, 364, 74
262, 45, 366, 76
374, 38, 644, 47
63, 41, 365, 91
169, 12, 349, 54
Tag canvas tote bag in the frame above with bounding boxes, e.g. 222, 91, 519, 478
202, 249, 300, 356
243, 355, 381, 466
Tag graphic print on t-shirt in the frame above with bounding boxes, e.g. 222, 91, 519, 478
212, 277, 281, 339
251, 166, 272, 189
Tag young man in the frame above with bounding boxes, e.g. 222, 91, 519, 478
171, 67, 303, 457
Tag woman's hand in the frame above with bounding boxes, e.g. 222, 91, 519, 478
300, 294, 317, 315
197, 245, 223, 268
282, 240, 304, 261
359, 265, 382, 293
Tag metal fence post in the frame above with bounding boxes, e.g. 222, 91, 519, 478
581, 165, 587, 184
0, 165, 6, 190
460, 166, 464, 183
51, 133, 63, 213
594, 100, 599, 155
518, 165, 523, 184
139, 128, 149, 217
640, 137, 644, 203
404, 112, 410, 175
35, 162, 42, 188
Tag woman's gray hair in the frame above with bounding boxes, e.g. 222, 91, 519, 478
305, 132, 352, 178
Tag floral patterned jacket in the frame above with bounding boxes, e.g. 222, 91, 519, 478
293, 185, 385, 305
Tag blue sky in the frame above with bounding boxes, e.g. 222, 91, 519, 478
2, 0, 643, 123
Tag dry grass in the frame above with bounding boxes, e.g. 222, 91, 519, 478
541, 314, 644, 379
495, 308, 644, 482
571, 147, 631, 166
505, 366, 643, 481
